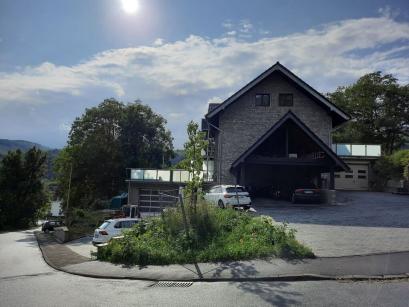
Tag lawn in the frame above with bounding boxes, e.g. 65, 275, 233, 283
97, 203, 314, 265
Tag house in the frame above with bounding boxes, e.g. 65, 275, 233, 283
332, 143, 381, 191
202, 62, 351, 198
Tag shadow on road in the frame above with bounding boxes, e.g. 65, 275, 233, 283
14, 230, 41, 247
237, 281, 302, 306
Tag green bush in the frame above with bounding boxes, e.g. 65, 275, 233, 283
373, 149, 409, 190
97, 203, 314, 265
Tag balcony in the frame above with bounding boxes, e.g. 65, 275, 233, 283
332, 144, 381, 157
128, 168, 214, 183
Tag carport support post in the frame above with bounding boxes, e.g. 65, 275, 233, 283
329, 166, 335, 190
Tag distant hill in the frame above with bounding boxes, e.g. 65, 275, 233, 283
0, 139, 51, 156
170, 149, 185, 166
0, 139, 59, 179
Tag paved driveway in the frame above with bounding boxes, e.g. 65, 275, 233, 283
254, 191, 409, 257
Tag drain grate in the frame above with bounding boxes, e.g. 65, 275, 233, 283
150, 281, 193, 288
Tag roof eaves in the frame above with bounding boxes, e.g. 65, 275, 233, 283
231, 110, 349, 171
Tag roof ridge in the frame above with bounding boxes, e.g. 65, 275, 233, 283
205, 62, 350, 126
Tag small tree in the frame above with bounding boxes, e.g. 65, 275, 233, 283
182, 121, 208, 208
0, 147, 49, 229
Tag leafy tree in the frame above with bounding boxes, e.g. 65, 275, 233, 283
328, 72, 409, 154
180, 121, 208, 207
0, 148, 49, 229
372, 149, 409, 190
55, 98, 174, 210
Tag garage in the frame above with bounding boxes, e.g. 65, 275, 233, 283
335, 162, 369, 191
231, 112, 349, 200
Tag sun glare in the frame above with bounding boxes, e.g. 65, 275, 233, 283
121, 0, 139, 14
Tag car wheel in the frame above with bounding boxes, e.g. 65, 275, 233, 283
292, 194, 297, 204
218, 200, 225, 209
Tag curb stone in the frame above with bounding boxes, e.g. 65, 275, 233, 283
34, 232, 409, 283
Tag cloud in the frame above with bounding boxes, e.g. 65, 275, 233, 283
1, 14, 408, 107
378, 6, 400, 19
239, 20, 254, 33
207, 96, 223, 104
1, 14, 409, 147
153, 38, 165, 46
222, 21, 234, 29
58, 122, 71, 132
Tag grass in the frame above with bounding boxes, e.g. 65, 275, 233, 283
97, 202, 314, 265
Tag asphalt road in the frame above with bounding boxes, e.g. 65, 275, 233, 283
1, 229, 409, 307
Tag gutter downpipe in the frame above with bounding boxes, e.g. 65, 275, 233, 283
206, 119, 223, 185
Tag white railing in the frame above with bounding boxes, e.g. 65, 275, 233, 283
332, 144, 381, 157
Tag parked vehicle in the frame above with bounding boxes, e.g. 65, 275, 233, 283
92, 218, 139, 245
291, 184, 322, 204
204, 185, 252, 210
41, 220, 63, 232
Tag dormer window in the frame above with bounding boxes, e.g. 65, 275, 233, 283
255, 94, 270, 107
279, 93, 293, 106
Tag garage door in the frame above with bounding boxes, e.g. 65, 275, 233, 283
335, 163, 369, 190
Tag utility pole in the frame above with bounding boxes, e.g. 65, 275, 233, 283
66, 163, 73, 214
178, 187, 190, 238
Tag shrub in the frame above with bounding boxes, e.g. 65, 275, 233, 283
373, 149, 409, 190
97, 203, 314, 265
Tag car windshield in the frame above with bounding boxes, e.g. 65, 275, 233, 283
226, 187, 246, 193
99, 221, 111, 229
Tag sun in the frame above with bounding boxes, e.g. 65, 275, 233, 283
121, 0, 140, 14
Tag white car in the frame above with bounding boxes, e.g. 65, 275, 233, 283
204, 185, 252, 209
92, 218, 139, 245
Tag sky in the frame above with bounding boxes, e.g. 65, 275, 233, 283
0, 0, 409, 149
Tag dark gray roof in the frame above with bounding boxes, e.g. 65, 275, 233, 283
208, 103, 221, 112
206, 62, 350, 127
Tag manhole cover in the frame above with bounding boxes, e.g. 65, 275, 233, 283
150, 281, 193, 288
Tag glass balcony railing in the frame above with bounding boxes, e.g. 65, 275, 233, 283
332, 144, 381, 157
128, 168, 214, 182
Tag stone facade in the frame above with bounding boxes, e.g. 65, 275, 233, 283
216, 71, 333, 183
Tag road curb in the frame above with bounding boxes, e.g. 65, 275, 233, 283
34, 232, 409, 283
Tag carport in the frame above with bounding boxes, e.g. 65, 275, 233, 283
231, 111, 349, 199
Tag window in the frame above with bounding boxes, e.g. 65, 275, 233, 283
114, 222, 122, 229
255, 94, 270, 106
358, 170, 366, 174
122, 221, 137, 228
345, 175, 353, 178
226, 187, 246, 193
335, 174, 340, 178
99, 221, 111, 229
358, 175, 367, 179
279, 93, 293, 106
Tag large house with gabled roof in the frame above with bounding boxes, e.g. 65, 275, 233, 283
202, 62, 351, 197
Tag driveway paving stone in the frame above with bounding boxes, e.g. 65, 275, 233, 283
254, 191, 409, 257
